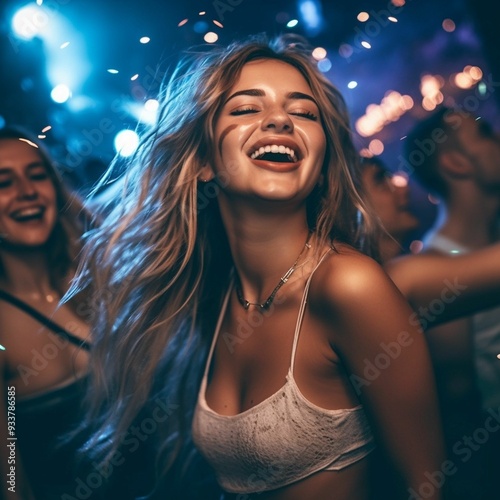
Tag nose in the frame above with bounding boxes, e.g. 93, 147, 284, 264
17, 177, 38, 200
393, 184, 410, 206
261, 106, 293, 133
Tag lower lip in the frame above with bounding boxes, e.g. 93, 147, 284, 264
10, 215, 44, 224
250, 158, 301, 173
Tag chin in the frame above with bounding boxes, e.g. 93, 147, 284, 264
0, 238, 50, 252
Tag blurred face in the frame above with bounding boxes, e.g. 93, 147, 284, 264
0, 139, 57, 248
454, 115, 500, 193
361, 163, 419, 238
210, 59, 326, 205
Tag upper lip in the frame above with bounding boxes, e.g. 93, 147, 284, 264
247, 137, 303, 161
10, 205, 45, 218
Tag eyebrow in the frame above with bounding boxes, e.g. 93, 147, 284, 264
225, 89, 318, 106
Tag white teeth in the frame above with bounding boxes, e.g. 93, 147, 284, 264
250, 144, 297, 161
12, 207, 43, 219
18, 208, 42, 216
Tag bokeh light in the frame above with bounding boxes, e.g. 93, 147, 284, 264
204, 32, 218, 43
312, 47, 327, 60
50, 84, 71, 103
114, 130, 139, 157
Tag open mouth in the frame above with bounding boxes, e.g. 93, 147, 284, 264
249, 144, 298, 163
10, 206, 45, 222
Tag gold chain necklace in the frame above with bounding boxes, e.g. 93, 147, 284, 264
235, 232, 313, 310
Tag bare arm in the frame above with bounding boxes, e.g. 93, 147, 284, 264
315, 251, 446, 498
385, 243, 500, 328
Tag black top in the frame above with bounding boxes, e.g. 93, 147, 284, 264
0, 289, 93, 499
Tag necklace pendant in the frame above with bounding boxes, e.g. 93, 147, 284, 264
235, 231, 313, 312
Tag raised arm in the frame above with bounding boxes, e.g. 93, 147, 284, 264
385, 242, 500, 328
315, 251, 446, 498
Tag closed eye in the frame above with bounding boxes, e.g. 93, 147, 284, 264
230, 107, 259, 116
30, 173, 49, 181
291, 111, 318, 121
0, 179, 12, 189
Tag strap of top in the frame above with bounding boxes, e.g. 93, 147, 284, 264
290, 248, 333, 372
202, 248, 333, 381
0, 289, 91, 351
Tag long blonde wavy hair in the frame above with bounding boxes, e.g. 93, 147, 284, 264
71, 34, 378, 481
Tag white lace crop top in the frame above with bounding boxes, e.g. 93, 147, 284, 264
192, 251, 375, 494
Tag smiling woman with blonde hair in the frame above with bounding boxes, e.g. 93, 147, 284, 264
0, 127, 92, 499
72, 35, 446, 499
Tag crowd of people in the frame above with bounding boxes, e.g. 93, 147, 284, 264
1, 34, 499, 500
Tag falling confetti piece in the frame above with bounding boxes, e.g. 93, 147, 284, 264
131, 74, 139, 81
107, 69, 119, 74
38, 134, 46, 139
60, 41, 70, 49
19, 138, 38, 148
178, 18, 188, 27
42, 125, 52, 133
213, 20, 223, 28
0, 345, 5, 351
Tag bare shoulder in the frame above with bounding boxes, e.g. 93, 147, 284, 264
309, 243, 400, 312
308, 244, 421, 352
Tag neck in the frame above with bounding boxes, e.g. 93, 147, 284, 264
429, 189, 500, 249
217, 197, 313, 303
379, 234, 404, 264
0, 247, 56, 298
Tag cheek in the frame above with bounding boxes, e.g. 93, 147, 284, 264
0, 195, 12, 219
216, 125, 235, 160
43, 183, 58, 204
373, 193, 392, 213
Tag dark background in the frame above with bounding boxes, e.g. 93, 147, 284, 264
1, 0, 500, 231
